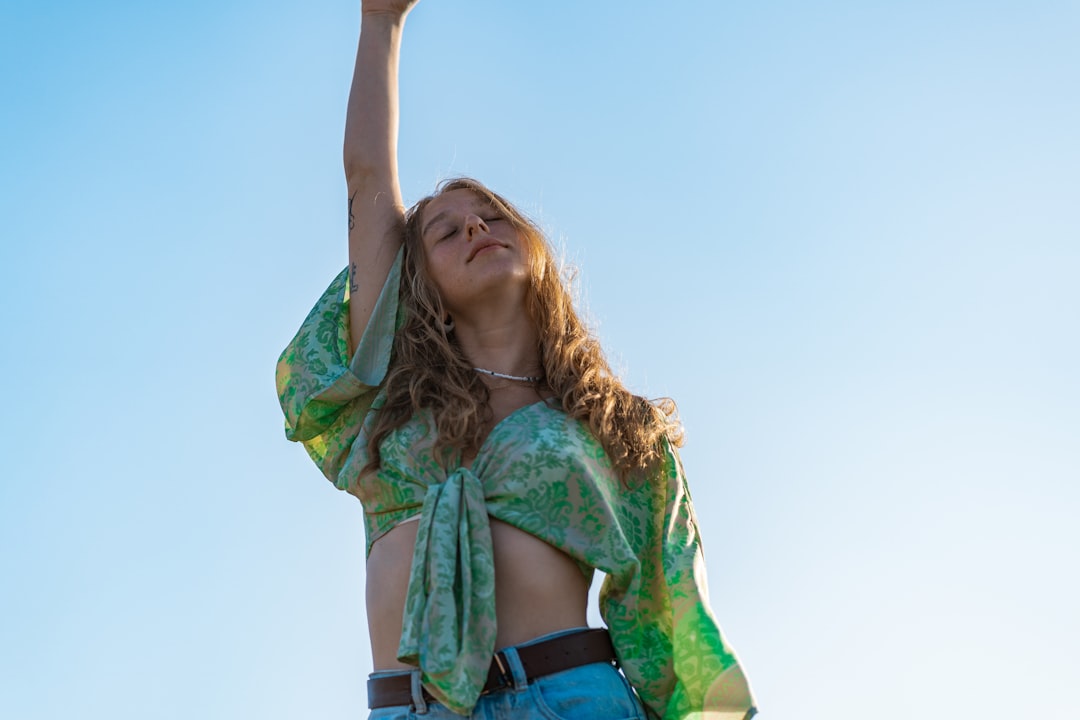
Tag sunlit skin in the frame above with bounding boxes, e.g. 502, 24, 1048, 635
364, 188, 590, 670
367, 519, 591, 670
419, 188, 538, 371
419, 188, 529, 315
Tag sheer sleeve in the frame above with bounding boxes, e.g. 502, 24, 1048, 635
601, 442, 757, 720
275, 247, 405, 487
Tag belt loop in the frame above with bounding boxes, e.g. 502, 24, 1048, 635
410, 670, 429, 715
499, 646, 529, 691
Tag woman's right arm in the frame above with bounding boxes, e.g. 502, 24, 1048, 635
343, 0, 418, 352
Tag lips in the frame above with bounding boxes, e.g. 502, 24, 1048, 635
467, 239, 507, 262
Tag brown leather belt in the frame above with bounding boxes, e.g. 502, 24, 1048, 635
367, 628, 616, 709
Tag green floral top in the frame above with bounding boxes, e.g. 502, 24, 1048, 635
276, 248, 756, 720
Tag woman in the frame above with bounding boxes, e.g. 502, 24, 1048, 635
276, 1, 756, 718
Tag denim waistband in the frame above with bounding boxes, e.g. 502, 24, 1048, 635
372, 627, 610, 713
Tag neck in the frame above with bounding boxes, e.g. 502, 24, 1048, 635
453, 308, 542, 382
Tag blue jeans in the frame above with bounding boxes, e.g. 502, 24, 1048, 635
367, 628, 647, 720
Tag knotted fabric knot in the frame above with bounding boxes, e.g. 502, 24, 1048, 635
396, 467, 497, 714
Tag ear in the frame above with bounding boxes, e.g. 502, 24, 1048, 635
443, 315, 455, 334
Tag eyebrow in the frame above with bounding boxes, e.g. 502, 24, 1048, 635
421, 210, 452, 239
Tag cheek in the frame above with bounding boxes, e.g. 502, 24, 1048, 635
424, 247, 457, 296
516, 235, 542, 278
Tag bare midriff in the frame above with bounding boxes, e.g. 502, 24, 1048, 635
365, 517, 591, 671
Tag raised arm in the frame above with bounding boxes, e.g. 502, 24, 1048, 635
343, 0, 418, 351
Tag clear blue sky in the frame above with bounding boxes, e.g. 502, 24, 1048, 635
2, 1, 1078, 718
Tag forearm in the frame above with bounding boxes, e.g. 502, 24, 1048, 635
343, 12, 405, 204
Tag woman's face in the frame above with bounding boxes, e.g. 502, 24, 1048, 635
419, 188, 530, 316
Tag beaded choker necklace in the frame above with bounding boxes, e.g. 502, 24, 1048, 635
472, 367, 543, 383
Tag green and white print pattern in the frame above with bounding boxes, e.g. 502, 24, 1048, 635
276, 250, 755, 719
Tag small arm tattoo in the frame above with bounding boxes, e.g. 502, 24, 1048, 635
350, 261, 359, 293
348, 190, 357, 231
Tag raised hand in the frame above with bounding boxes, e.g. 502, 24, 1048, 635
361, 0, 419, 18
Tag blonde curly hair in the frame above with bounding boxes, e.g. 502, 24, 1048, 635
363, 178, 682, 481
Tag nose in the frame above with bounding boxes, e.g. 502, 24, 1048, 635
464, 214, 489, 240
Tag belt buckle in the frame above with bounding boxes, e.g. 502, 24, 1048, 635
481, 651, 511, 696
